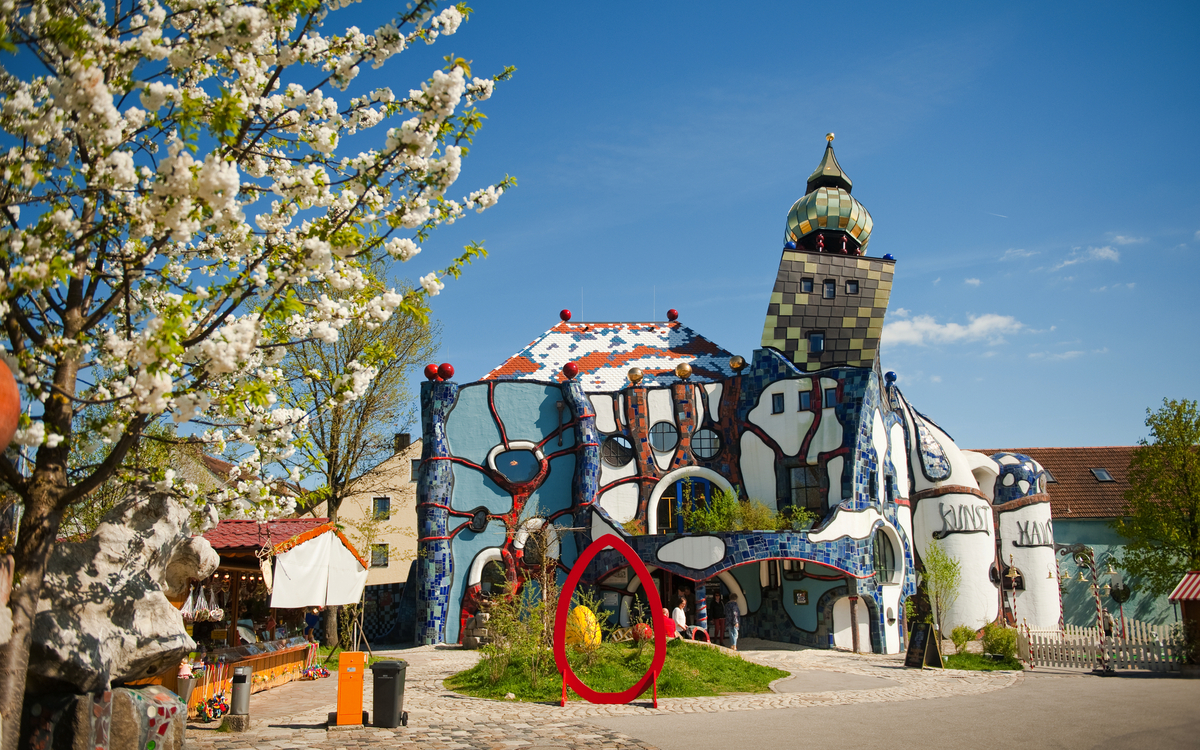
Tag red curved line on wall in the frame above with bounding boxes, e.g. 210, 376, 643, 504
597, 475, 660, 494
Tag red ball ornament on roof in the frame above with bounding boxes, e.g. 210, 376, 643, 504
437, 363, 455, 381
562, 362, 579, 380
0, 359, 18, 448
423, 363, 440, 381
560, 309, 572, 322
666, 309, 678, 322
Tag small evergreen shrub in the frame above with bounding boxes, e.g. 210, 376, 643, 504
951, 625, 977, 654
981, 621, 1017, 658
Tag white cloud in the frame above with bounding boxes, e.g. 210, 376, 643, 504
882, 313, 1024, 347
930, 375, 942, 383
1028, 350, 1084, 361
1194, 230, 1199, 241
1001, 248, 1038, 260
932, 277, 941, 285
1091, 282, 1136, 292
1052, 246, 1119, 271
892, 307, 910, 317
965, 278, 981, 286
1111, 235, 1147, 245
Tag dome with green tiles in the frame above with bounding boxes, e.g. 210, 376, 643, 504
784, 138, 874, 253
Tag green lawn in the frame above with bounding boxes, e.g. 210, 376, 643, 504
445, 640, 788, 702
944, 653, 1024, 671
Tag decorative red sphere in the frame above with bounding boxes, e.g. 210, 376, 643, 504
631, 622, 653, 643
437, 363, 455, 381
562, 362, 579, 379
0, 359, 18, 448
666, 309, 678, 322
423, 363, 440, 381
560, 309, 572, 322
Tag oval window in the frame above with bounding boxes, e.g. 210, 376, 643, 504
495, 450, 540, 483
602, 435, 634, 467
692, 428, 721, 459
649, 421, 678, 452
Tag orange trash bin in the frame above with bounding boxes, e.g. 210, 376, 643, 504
336, 651, 367, 726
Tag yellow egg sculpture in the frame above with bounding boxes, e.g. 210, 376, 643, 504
564, 605, 601, 649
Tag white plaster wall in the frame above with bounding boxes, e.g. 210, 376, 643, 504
806, 408, 843, 464
704, 383, 723, 422
826, 455, 844, 507
870, 409, 888, 506
913, 493, 997, 630
646, 467, 734, 534
889, 423, 910, 500
617, 394, 626, 428
880, 584, 902, 653
895, 504, 914, 565
832, 598, 871, 652
808, 507, 884, 543
693, 385, 705, 429
647, 388, 675, 426
739, 432, 778, 507
999, 502, 1062, 630
591, 394, 616, 434
902, 404, 998, 631
590, 511, 621, 549
598, 460, 638, 523
747, 379, 813, 457
962, 450, 1000, 502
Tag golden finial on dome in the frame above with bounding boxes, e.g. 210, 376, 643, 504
826, 132, 835, 142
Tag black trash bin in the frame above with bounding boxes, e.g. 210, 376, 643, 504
370, 660, 408, 727
231, 666, 253, 715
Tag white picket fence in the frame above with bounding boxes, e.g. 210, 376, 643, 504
1018, 620, 1179, 672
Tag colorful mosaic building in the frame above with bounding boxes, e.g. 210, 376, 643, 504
413, 137, 1063, 652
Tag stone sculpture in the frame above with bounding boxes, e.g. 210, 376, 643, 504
27, 487, 218, 693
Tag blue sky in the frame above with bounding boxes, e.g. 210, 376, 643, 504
348, 1, 1200, 449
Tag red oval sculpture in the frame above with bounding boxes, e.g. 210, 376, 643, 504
560, 309, 572, 322
423, 363, 440, 381
562, 362, 579, 380
0, 359, 18, 448
437, 362, 455, 380
554, 534, 665, 706
666, 309, 678, 321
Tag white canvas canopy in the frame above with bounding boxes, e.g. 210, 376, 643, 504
269, 527, 369, 608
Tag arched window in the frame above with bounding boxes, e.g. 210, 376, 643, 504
873, 529, 896, 583
657, 477, 712, 534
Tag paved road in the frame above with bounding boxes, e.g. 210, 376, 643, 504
185, 641, 1196, 750
590, 668, 1200, 750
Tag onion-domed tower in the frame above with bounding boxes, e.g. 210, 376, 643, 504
761, 135, 896, 372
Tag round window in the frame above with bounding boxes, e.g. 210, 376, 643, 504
601, 435, 634, 467
649, 421, 679, 452
692, 428, 721, 459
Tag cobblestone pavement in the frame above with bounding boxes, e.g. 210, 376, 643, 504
185, 639, 1020, 749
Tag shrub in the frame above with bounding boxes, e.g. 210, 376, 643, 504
680, 487, 815, 533
981, 621, 1017, 658
951, 625, 977, 655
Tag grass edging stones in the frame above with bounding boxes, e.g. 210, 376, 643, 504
445, 640, 789, 702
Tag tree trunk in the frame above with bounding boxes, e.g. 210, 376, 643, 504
0, 473, 67, 750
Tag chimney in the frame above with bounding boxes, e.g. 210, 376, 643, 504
394, 433, 411, 453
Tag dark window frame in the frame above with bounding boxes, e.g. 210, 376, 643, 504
873, 529, 895, 582
781, 559, 805, 581
846, 280, 860, 294
824, 387, 838, 407
649, 421, 679, 452
800, 278, 814, 294
823, 280, 836, 299
692, 428, 721, 459
790, 466, 823, 511
601, 434, 635, 466
370, 543, 389, 568
771, 393, 785, 414
372, 496, 391, 521
808, 332, 825, 354
1090, 468, 1115, 482
799, 391, 812, 410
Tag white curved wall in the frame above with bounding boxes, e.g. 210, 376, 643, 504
889, 423, 910, 499
590, 394, 616, 434
806, 407, 843, 464
704, 383, 723, 422
739, 432, 777, 507
747, 379, 813, 457
598, 459, 638, 523
998, 502, 1061, 630
832, 597, 871, 652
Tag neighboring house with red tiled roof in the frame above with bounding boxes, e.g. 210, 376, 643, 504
483, 320, 737, 392
202, 518, 330, 554
973, 446, 1172, 626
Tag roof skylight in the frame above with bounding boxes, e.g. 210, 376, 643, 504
1089, 468, 1115, 482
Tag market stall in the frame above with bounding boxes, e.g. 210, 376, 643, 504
131, 518, 369, 718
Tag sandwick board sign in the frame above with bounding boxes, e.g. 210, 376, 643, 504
904, 622, 943, 669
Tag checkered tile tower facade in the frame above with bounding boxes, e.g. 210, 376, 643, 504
761, 138, 895, 371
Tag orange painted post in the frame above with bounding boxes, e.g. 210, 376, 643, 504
336, 652, 366, 725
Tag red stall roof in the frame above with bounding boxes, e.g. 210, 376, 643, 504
203, 518, 329, 553
1168, 571, 1200, 602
